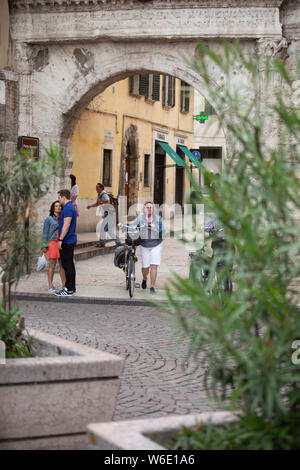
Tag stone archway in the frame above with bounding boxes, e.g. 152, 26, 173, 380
6, 1, 292, 162
58, 44, 220, 156
9, 1, 287, 158
6, 0, 291, 227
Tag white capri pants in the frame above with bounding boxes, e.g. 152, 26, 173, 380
140, 243, 163, 268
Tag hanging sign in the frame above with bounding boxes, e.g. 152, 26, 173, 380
17, 136, 40, 160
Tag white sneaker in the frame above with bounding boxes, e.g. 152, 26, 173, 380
48, 286, 56, 294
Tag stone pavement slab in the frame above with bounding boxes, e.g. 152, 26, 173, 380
16, 238, 190, 302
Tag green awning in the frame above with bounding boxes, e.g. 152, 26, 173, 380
178, 146, 203, 169
158, 141, 186, 167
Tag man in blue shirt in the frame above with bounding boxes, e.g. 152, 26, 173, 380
55, 189, 77, 296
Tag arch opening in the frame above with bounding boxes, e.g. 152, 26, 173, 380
68, 70, 227, 233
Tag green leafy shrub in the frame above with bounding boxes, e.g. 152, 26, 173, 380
163, 41, 300, 450
0, 142, 65, 357
171, 413, 300, 450
0, 300, 33, 358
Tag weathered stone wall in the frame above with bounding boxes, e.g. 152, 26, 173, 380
281, 0, 300, 75
0, 1, 10, 70
280, 0, 300, 180
0, 70, 19, 157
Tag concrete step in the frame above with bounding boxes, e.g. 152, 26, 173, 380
74, 242, 119, 261
76, 240, 98, 250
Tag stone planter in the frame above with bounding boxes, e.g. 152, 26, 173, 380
87, 411, 238, 450
0, 328, 124, 450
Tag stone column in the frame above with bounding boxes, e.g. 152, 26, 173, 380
256, 37, 289, 153
0, 69, 19, 158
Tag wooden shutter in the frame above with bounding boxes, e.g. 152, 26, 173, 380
180, 81, 190, 112
129, 76, 134, 94
152, 74, 160, 101
139, 74, 149, 96
162, 75, 166, 106
167, 76, 173, 107
180, 81, 184, 111
184, 83, 190, 112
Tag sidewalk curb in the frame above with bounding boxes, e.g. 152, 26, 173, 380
13, 292, 163, 307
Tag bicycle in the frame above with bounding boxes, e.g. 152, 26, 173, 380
114, 223, 142, 298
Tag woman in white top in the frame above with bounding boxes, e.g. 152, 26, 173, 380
70, 174, 79, 216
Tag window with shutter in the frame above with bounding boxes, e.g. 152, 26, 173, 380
129, 75, 140, 96
180, 81, 190, 113
162, 75, 175, 108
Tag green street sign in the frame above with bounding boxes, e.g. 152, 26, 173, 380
193, 113, 208, 122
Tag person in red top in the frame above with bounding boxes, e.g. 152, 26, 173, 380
42, 200, 66, 293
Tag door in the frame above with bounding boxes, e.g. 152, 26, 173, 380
125, 139, 139, 213
175, 146, 184, 208
154, 141, 165, 206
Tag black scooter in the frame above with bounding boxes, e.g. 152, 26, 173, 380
189, 218, 233, 293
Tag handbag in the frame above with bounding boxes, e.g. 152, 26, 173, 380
36, 253, 47, 271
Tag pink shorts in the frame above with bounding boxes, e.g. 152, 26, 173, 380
45, 240, 60, 259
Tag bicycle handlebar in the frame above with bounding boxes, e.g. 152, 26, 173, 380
119, 223, 147, 233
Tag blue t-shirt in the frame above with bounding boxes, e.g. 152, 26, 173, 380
59, 201, 77, 244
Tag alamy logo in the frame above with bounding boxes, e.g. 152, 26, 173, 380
291, 340, 300, 365
0, 340, 6, 365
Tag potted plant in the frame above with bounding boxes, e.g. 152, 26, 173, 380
0, 142, 66, 362
0, 145, 124, 449
0, 326, 124, 450
87, 41, 300, 450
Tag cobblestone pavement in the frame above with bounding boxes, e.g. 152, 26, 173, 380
19, 300, 218, 421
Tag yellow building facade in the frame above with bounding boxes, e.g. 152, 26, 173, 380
71, 74, 195, 232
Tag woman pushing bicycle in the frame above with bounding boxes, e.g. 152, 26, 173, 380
130, 201, 165, 294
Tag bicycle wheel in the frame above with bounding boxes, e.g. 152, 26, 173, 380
125, 261, 129, 290
128, 255, 135, 298
125, 259, 129, 291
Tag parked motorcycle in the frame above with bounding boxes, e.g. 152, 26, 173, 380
189, 217, 233, 293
